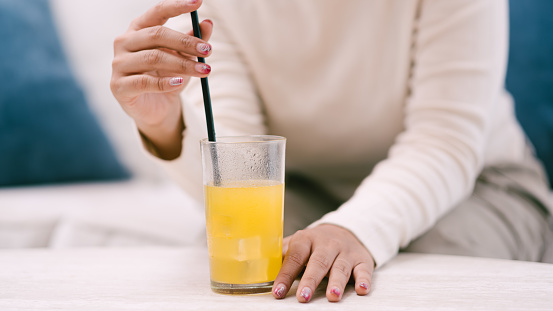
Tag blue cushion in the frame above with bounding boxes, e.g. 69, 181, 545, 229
506, 0, 553, 186
0, 0, 129, 186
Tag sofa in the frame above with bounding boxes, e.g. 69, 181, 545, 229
1, 0, 551, 250
0, 0, 205, 248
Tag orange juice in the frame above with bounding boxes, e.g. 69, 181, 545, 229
205, 180, 284, 285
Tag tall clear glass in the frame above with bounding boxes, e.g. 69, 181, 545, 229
201, 135, 286, 295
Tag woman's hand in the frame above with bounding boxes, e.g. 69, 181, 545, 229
110, 0, 213, 159
272, 224, 375, 303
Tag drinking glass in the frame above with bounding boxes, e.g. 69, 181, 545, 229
201, 135, 286, 294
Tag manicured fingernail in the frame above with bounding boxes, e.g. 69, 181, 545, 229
197, 43, 211, 55
359, 282, 368, 290
169, 77, 183, 86
273, 284, 286, 298
330, 287, 341, 297
195, 63, 211, 74
300, 287, 312, 302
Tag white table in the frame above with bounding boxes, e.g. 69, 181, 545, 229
1, 247, 552, 310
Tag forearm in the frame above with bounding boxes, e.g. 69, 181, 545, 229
311, 0, 509, 267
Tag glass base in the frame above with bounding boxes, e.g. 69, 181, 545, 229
210, 280, 274, 295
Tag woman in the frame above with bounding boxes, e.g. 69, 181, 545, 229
110, 0, 553, 303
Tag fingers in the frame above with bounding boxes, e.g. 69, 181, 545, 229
183, 19, 214, 43
352, 262, 373, 296
111, 75, 187, 99
296, 246, 340, 303
325, 255, 354, 302
114, 49, 211, 77
272, 225, 375, 303
118, 24, 212, 57
112, 0, 214, 103
130, 0, 202, 31
197, 19, 214, 42
272, 231, 311, 300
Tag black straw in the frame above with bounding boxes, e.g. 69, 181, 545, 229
190, 11, 216, 142
190, 11, 220, 185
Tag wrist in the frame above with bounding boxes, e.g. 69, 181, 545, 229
137, 115, 185, 160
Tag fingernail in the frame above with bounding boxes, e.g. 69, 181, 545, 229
330, 287, 341, 297
195, 63, 211, 74
188, 0, 198, 4
359, 282, 368, 290
169, 77, 183, 86
300, 287, 312, 302
197, 43, 211, 55
273, 284, 286, 299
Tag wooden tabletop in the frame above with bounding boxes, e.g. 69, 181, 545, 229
1, 247, 552, 310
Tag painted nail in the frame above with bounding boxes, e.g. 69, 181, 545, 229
195, 63, 211, 74
169, 77, 183, 86
300, 287, 312, 302
197, 43, 211, 55
273, 284, 286, 298
359, 282, 368, 290
330, 287, 341, 297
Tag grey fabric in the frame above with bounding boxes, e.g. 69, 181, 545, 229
284, 173, 342, 237
284, 147, 553, 263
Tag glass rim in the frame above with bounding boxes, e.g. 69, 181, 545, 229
200, 135, 286, 145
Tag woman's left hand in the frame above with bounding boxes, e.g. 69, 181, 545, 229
272, 224, 375, 303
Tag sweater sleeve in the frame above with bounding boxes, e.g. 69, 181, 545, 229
310, 0, 509, 267
143, 6, 267, 204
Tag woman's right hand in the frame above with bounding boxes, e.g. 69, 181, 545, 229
110, 0, 213, 159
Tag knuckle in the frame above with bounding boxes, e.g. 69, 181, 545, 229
291, 230, 307, 240
154, 1, 166, 13
327, 238, 342, 250
111, 56, 124, 70
133, 76, 150, 90
129, 17, 142, 30
285, 252, 305, 267
362, 262, 374, 278
288, 230, 309, 248
143, 50, 164, 65
157, 78, 166, 92
179, 35, 195, 49
109, 78, 120, 93
113, 34, 126, 49
148, 25, 166, 41
331, 258, 351, 278
353, 250, 373, 266
180, 58, 192, 72
309, 253, 332, 271
353, 261, 373, 279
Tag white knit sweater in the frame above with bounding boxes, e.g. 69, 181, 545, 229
146, 0, 527, 267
